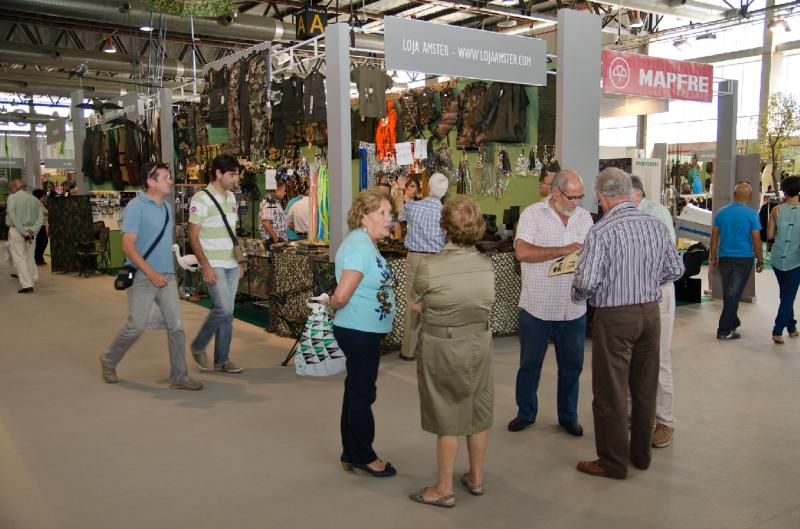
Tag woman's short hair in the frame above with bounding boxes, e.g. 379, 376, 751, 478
440, 196, 485, 246
596, 167, 632, 199
405, 177, 419, 190
348, 187, 391, 230
209, 154, 239, 180
780, 175, 800, 198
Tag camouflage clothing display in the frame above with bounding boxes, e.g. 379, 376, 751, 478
238, 57, 252, 157
248, 53, 269, 158
227, 61, 241, 156
208, 66, 228, 128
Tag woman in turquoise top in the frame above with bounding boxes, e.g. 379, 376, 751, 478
324, 187, 396, 477
767, 175, 800, 344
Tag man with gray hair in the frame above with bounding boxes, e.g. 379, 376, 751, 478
509, 169, 593, 436
6, 179, 43, 294
630, 175, 678, 448
572, 167, 683, 479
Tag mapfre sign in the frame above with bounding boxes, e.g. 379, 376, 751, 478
602, 50, 714, 102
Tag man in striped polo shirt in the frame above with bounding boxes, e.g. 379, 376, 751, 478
188, 155, 245, 374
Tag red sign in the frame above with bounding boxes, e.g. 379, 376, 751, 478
602, 50, 714, 103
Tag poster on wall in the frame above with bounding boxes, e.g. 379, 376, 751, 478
632, 158, 663, 205
602, 50, 714, 102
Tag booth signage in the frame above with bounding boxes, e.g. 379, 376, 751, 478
0, 158, 24, 168
296, 4, 327, 40
46, 118, 66, 145
602, 50, 713, 102
384, 16, 547, 86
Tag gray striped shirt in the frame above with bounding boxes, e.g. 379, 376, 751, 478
572, 202, 684, 308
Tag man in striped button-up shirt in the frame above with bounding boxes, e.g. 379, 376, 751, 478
572, 168, 683, 480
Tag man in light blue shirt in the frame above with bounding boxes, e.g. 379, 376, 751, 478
710, 182, 764, 340
100, 163, 202, 391
398, 172, 448, 361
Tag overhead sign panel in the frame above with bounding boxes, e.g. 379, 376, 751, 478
384, 16, 547, 86
602, 50, 714, 102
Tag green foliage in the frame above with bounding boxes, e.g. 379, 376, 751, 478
144, 0, 235, 17
760, 92, 800, 190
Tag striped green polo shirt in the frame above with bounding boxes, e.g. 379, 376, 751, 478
188, 184, 239, 269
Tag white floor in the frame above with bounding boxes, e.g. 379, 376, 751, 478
0, 260, 798, 529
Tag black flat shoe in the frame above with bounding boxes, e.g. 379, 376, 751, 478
17, 287, 33, 294
352, 462, 397, 478
340, 455, 353, 471
507, 417, 535, 432
559, 420, 584, 437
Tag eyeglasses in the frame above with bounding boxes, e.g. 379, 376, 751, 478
557, 188, 584, 201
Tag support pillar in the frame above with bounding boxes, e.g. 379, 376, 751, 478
556, 9, 601, 213
70, 89, 87, 195
159, 88, 174, 173
26, 101, 40, 190
325, 23, 352, 260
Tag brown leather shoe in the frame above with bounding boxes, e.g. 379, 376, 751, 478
100, 356, 118, 384
576, 460, 626, 479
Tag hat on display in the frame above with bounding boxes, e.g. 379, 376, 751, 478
428, 172, 449, 199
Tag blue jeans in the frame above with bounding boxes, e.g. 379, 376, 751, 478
515, 309, 586, 423
717, 257, 753, 336
191, 266, 239, 364
773, 266, 800, 337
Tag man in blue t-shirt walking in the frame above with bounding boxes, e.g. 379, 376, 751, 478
710, 182, 764, 339
100, 163, 202, 390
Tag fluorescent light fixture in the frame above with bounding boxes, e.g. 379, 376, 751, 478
768, 19, 791, 33
673, 38, 690, 51
102, 36, 116, 54
139, 25, 153, 32
497, 17, 518, 28
500, 0, 517, 4
696, 32, 716, 40
629, 11, 643, 29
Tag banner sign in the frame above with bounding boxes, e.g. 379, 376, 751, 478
296, 4, 327, 40
602, 50, 713, 102
384, 16, 547, 86
632, 158, 663, 205
45, 118, 66, 145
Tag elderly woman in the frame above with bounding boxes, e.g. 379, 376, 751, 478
409, 196, 495, 508
326, 187, 397, 477
767, 175, 800, 344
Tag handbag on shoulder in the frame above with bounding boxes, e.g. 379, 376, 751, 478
203, 189, 248, 264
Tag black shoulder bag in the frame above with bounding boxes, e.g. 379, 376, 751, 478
202, 189, 247, 264
114, 206, 170, 290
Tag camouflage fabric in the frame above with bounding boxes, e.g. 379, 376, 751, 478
483, 83, 528, 144
416, 87, 437, 129
303, 121, 327, 146
399, 91, 419, 137
238, 57, 251, 157
248, 53, 268, 158
227, 61, 241, 156
457, 81, 489, 150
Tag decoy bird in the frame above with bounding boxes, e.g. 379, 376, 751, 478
172, 244, 200, 271
68, 63, 88, 80
74, 99, 123, 113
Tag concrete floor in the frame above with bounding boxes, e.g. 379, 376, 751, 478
0, 260, 798, 529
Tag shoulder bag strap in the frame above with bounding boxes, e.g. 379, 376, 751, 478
141, 205, 170, 261
203, 188, 239, 247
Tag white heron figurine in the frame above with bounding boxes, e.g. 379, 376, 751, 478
172, 244, 200, 271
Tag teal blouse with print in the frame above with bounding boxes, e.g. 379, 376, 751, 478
333, 228, 395, 334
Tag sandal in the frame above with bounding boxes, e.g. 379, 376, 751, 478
409, 487, 455, 508
460, 473, 485, 496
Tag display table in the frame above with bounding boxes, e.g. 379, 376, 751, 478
266, 245, 521, 351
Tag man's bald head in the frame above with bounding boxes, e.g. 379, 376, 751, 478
9, 179, 22, 193
733, 182, 753, 203
552, 169, 583, 192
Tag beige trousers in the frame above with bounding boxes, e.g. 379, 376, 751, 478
8, 228, 38, 289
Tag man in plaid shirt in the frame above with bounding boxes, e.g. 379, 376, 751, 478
259, 181, 288, 251
398, 172, 449, 361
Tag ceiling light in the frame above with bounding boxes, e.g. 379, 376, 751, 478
500, 0, 517, 4
696, 32, 716, 40
102, 36, 116, 54
497, 17, 518, 28
673, 38, 690, 51
139, 25, 153, 32
768, 19, 791, 33
629, 11, 643, 29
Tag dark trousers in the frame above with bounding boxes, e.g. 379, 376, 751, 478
333, 325, 384, 465
773, 266, 800, 337
34, 227, 48, 265
515, 309, 586, 422
717, 257, 753, 335
592, 303, 660, 477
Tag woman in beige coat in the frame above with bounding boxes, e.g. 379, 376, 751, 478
409, 196, 495, 508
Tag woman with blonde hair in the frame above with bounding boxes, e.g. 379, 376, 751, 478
324, 187, 397, 477
409, 195, 495, 508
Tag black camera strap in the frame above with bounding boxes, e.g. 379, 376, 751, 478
202, 188, 239, 247
138, 205, 170, 264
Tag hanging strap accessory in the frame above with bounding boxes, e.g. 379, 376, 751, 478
114, 205, 169, 290
203, 189, 248, 264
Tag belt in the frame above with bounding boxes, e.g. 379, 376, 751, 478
423, 321, 489, 338
408, 250, 436, 254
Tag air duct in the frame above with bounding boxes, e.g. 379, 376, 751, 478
593, 0, 731, 24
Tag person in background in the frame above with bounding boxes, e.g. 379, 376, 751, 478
323, 187, 397, 478
572, 168, 683, 480
539, 165, 557, 199
766, 175, 800, 344
100, 163, 202, 390
392, 176, 419, 240
188, 154, 245, 374
409, 196, 494, 509
630, 175, 678, 449
286, 182, 311, 240
509, 170, 593, 437
398, 172, 449, 361
31, 189, 48, 266
259, 181, 288, 251
709, 182, 764, 340
6, 179, 43, 294
285, 186, 304, 241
